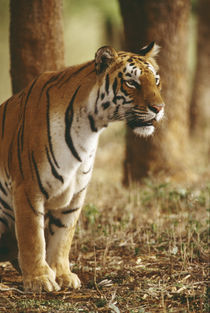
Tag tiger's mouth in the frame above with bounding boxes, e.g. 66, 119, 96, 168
127, 118, 155, 129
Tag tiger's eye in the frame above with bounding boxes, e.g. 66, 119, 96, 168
126, 80, 140, 89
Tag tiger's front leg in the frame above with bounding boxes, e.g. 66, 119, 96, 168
46, 206, 82, 289
13, 187, 60, 292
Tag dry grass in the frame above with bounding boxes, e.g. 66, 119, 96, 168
0, 123, 209, 312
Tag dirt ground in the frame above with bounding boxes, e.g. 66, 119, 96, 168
0, 179, 208, 312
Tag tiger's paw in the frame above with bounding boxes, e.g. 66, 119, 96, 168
24, 275, 60, 292
57, 272, 81, 289
23, 267, 60, 292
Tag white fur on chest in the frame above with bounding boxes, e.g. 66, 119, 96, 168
44, 109, 100, 211
45, 154, 95, 211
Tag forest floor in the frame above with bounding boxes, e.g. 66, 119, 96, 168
0, 124, 209, 313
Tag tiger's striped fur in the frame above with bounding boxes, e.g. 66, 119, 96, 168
0, 42, 164, 292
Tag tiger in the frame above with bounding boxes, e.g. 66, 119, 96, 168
0, 42, 164, 292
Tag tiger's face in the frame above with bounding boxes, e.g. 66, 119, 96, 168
95, 42, 164, 137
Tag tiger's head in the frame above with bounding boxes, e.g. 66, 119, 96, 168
94, 42, 164, 137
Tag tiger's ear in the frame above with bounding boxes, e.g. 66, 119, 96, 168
95, 46, 118, 74
139, 41, 160, 58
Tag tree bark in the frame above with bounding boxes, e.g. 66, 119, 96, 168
10, 0, 65, 94
119, 0, 192, 183
190, 0, 210, 139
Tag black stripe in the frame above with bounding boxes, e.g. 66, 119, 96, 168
94, 89, 100, 114
46, 88, 60, 169
4, 168, 10, 180
62, 207, 79, 215
45, 146, 64, 183
0, 182, 7, 196
58, 61, 95, 89
72, 186, 87, 202
20, 78, 38, 150
25, 192, 40, 215
0, 217, 9, 228
48, 212, 65, 235
119, 76, 130, 97
124, 99, 133, 104
38, 73, 65, 170
101, 93, 105, 100
113, 95, 126, 104
65, 86, 82, 162
114, 105, 120, 117
102, 102, 110, 110
3, 210, 15, 221
0, 197, 13, 211
1, 99, 9, 139
28, 152, 35, 180
39, 73, 63, 100
105, 74, 109, 94
120, 83, 129, 97
17, 127, 24, 178
31, 151, 49, 199
75, 186, 87, 195
5, 182, 9, 191
18, 90, 24, 99
112, 77, 118, 95
88, 115, 98, 132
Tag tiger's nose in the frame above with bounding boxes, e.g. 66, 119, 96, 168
148, 104, 164, 114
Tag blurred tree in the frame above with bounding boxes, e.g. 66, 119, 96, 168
104, 15, 122, 49
190, 0, 210, 140
10, 0, 65, 94
8, 0, 65, 272
64, 0, 123, 50
119, 0, 193, 183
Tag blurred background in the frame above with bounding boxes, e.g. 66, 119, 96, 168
0, 0, 197, 103
0, 0, 209, 184
0, 0, 123, 103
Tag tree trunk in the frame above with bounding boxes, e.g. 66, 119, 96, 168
10, 0, 65, 95
190, 0, 210, 141
7, 0, 64, 270
119, 0, 193, 183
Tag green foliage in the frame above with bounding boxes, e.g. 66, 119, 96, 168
84, 203, 99, 225
140, 179, 209, 214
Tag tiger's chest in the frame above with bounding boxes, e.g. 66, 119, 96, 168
44, 149, 95, 211
41, 110, 101, 211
